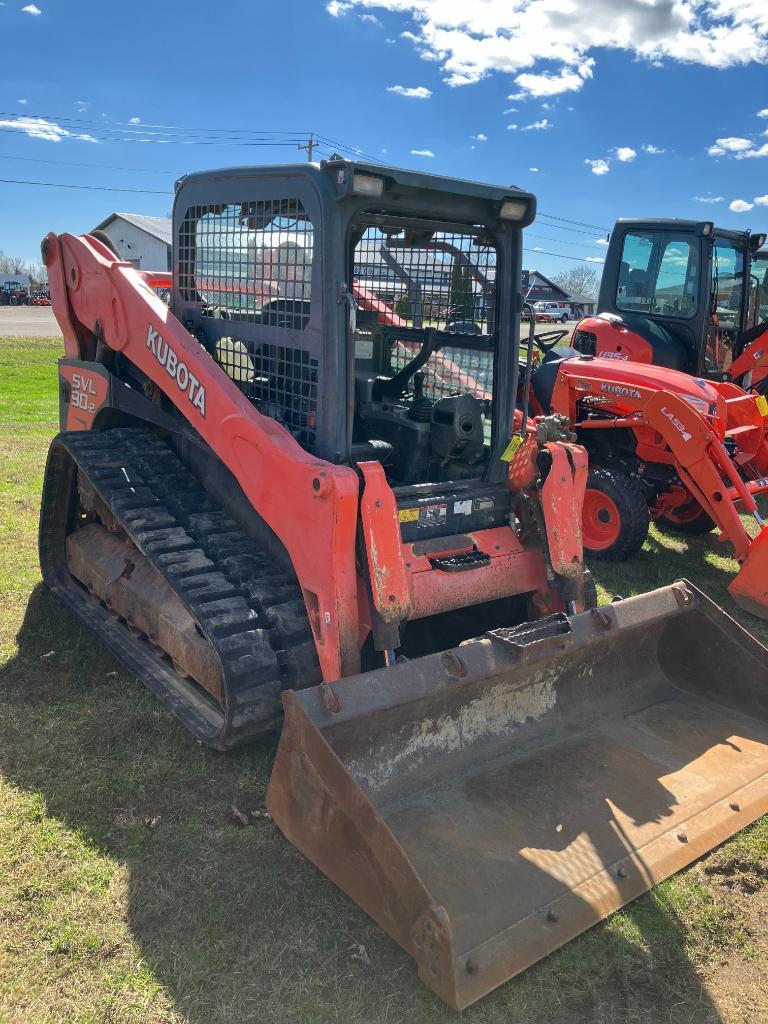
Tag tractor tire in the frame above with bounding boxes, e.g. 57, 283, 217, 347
582, 467, 649, 561
657, 500, 715, 535
560, 313, 568, 324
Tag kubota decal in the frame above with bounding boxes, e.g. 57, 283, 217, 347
600, 383, 641, 400
146, 326, 206, 416
660, 406, 692, 442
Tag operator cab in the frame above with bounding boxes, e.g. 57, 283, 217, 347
349, 217, 500, 486
579, 218, 766, 378
171, 160, 534, 499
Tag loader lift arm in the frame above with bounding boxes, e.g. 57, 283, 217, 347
549, 364, 768, 615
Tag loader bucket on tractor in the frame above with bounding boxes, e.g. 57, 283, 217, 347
267, 581, 768, 1009
729, 525, 768, 620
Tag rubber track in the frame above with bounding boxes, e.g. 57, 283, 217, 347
53, 427, 321, 744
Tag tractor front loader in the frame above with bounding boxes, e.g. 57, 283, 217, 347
526, 217, 768, 612
39, 161, 768, 1009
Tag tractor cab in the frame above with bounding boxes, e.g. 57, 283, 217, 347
573, 218, 766, 380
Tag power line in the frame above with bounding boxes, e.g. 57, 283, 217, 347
527, 232, 608, 250
537, 212, 610, 232
0, 153, 177, 175
0, 125, 309, 147
0, 177, 171, 195
524, 247, 604, 264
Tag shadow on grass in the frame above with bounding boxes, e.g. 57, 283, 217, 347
592, 526, 768, 648
0, 584, 730, 1024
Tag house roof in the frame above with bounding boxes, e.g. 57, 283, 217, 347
94, 212, 172, 247
565, 292, 598, 304
524, 269, 568, 296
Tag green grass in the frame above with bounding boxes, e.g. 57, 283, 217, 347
1, 335, 767, 1023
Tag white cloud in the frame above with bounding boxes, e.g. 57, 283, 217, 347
754, 194, 768, 205
411, 148, 435, 157
615, 146, 637, 162
758, 109, 768, 118
586, 256, 605, 263
520, 118, 551, 131
0, 116, 96, 143
692, 194, 724, 203
585, 158, 610, 175
708, 136, 752, 155
328, 0, 768, 96
533, 246, 544, 251
22, 3, 41, 12
506, 123, 519, 130
470, 132, 487, 141
595, 238, 609, 245
129, 116, 141, 124
515, 61, 594, 98
360, 12, 380, 23
707, 133, 768, 159
387, 84, 432, 99
642, 143, 665, 154
17, 98, 27, 105
529, 167, 540, 172
730, 199, 754, 212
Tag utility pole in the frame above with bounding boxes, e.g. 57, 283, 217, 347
298, 134, 317, 162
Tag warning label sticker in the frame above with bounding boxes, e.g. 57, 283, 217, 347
398, 507, 419, 523
418, 504, 447, 528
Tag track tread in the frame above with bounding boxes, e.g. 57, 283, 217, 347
60, 427, 321, 741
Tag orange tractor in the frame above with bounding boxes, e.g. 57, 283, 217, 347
523, 218, 768, 618
38, 164, 768, 1008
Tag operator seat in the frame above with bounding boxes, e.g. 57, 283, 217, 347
531, 346, 579, 412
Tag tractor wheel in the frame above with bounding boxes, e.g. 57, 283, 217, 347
560, 313, 568, 324
657, 500, 715, 535
582, 467, 649, 560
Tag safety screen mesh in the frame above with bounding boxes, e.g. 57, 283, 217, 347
179, 199, 314, 328
353, 225, 497, 333
388, 342, 493, 402
354, 224, 497, 403
212, 334, 319, 449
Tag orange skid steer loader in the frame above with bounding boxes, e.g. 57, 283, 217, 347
39, 161, 768, 1009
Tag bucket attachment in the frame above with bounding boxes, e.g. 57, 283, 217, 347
729, 525, 768, 620
267, 582, 768, 1009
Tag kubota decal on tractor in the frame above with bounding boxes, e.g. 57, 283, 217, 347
37, 160, 768, 1009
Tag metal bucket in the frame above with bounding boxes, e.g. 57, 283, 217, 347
267, 581, 768, 1008
730, 525, 768, 620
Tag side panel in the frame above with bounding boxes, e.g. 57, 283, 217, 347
44, 231, 361, 682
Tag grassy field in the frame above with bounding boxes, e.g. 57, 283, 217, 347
1, 335, 767, 1024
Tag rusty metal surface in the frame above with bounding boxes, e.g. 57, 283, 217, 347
67, 523, 224, 701
267, 581, 768, 1009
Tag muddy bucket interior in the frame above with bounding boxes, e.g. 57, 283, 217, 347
267, 582, 768, 1009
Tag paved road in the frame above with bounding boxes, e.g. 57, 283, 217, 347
0, 306, 61, 338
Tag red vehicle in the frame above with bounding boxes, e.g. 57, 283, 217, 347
548, 217, 768, 617
36, 161, 768, 1009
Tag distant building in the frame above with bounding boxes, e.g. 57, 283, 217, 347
93, 213, 172, 272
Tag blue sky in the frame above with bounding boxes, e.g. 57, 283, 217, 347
1, 0, 768, 280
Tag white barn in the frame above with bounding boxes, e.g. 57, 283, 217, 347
93, 213, 172, 272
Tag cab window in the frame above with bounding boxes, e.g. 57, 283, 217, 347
616, 232, 698, 319
712, 238, 745, 330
